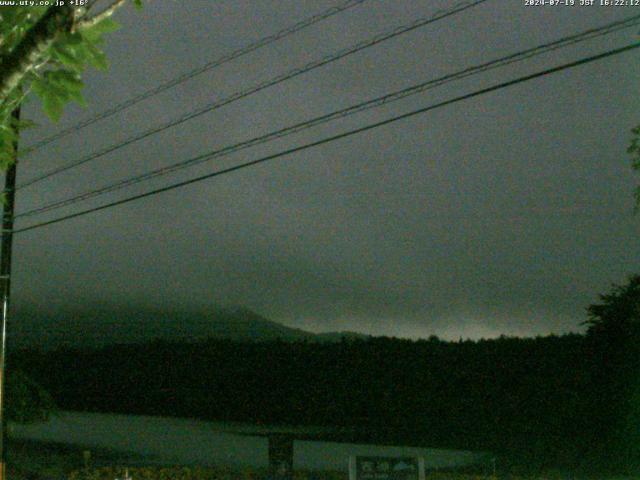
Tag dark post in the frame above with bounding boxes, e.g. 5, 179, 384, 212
0, 106, 20, 480
268, 434, 294, 480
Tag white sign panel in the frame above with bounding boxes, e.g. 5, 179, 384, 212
349, 456, 425, 480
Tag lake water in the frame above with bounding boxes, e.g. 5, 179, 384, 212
10, 411, 485, 470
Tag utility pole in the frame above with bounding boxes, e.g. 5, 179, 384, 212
0, 106, 21, 480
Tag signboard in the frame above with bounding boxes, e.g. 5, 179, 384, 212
349, 456, 425, 480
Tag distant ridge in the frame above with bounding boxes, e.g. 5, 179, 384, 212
314, 330, 371, 342
9, 305, 369, 350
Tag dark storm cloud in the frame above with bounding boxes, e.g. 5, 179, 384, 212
11, 0, 640, 339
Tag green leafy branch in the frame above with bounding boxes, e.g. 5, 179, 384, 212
0, 0, 142, 170
627, 124, 640, 211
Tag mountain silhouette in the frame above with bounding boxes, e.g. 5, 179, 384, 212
9, 304, 368, 349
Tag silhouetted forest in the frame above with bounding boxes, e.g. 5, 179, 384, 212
9, 276, 640, 474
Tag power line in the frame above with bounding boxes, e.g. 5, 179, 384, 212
15, 14, 640, 220
14, 41, 640, 235
23, 0, 369, 153
17, 0, 488, 190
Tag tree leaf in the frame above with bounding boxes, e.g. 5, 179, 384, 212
84, 42, 109, 70
68, 89, 87, 107
30, 76, 49, 99
51, 44, 85, 72
48, 70, 84, 94
79, 17, 120, 43
0, 127, 16, 169
63, 31, 84, 45
46, 71, 86, 108
41, 92, 65, 122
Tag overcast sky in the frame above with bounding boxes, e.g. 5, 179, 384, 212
10, 0, 640, 340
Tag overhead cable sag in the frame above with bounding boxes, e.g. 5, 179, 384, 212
17, 0, 488, 190
23, 0, 370, 153
16, 13, 640, 220
14, 42, 640, 234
